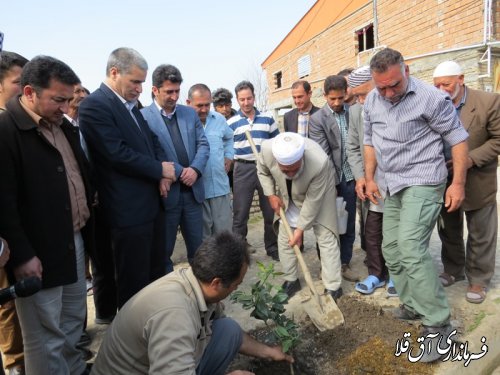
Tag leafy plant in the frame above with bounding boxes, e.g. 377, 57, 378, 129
231, 261, 300, 353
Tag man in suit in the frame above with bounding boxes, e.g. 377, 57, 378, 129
141, 65, 210, 272
79, 48, 175, 308
0, 55, 94, 375
433, 60, 500, 304
283, 80, 319, 137
257, 132, 343, 300
309, 75, 359, 282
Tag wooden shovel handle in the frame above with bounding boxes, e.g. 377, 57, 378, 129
243, 130, 320, 300
278, 208, 320, 299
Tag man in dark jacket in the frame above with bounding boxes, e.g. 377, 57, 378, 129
0, 56, 93, 375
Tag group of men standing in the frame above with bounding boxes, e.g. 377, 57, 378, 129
0, 43, 498, 374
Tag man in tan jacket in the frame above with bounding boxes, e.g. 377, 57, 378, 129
257, 132, 343, 300
433, 60, 500, 304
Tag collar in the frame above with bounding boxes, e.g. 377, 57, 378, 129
184, 267, 208, 313
155, 100, 177, 119
64, 113, 78, 126
455, 86, 467, 110
328, 104, 346, 115
237, 107, 260, 119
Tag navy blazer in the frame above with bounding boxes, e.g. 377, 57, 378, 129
79, 83, 167, 228
141, 103, 210, 209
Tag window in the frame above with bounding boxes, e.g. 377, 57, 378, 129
273, 71, 283, 89
356, 24, 374, 53
297, 55, 311, 78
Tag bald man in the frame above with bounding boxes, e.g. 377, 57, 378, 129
257, 132, 343, 301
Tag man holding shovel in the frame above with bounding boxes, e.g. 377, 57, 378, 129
257, 132, 343, 301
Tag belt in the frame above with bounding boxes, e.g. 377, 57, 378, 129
235, 159, 255, 164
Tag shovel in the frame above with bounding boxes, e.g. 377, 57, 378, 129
244, 130, 344, 331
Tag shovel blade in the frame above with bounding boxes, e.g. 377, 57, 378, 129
303, 294, 344, 331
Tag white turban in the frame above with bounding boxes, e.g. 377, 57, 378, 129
272, 132, 305, 165
433, 61, 463, 78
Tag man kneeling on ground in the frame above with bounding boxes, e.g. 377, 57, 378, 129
90, 231, 293, 375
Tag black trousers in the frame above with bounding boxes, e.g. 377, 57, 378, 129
111, 211, 167, 308
90, 208, 117, 319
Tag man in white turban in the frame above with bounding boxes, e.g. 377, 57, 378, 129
257, 132, 343, 300
433, 60, 500, 304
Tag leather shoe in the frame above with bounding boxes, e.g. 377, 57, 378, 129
391, 304, 422, 321
266, 249, 280, 261
419, 324, 455, 363
341, 264, 360, 282
324, 287, 343, 301
281, 279, 301, 298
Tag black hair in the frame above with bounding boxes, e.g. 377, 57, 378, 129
152, 64, 183, 87
323, 75, 347, 94
0, 51, 29, 82
192, 231, 250, 288
20, 55, 80, 92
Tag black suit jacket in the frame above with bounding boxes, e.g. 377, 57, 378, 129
0, 97, 94, 288
79, 83, 167, 228
283, 105, 320, 133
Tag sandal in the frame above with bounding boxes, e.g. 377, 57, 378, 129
466, 284, 486, 304
355, 275, 385, 295
386, 279, 398, 297
439, 272, 456, 287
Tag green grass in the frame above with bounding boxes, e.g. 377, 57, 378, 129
467, 311, 486, 333
493, 297, 500, 304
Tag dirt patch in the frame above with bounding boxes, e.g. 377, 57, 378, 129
229, 295, 436, 374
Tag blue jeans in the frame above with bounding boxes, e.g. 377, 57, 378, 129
165, 190, 203, 273
337, 178, 356, 265
197, 318, 243, 375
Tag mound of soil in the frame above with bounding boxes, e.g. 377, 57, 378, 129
229, 295, 436, 374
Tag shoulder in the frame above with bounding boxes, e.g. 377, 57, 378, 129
255, 110, 275, 124
284, 108, 297, 119
176, 104, 198, 117
466, 87, 499, 105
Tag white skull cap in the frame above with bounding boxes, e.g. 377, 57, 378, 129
433, 61, 463, 78
272, 132, 305, 165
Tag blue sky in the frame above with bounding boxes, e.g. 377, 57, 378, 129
2, 1, 316, 105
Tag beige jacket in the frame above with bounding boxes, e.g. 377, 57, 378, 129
91, 268, 222, 375
257, 137, 339, 235
461, 88, 500, 210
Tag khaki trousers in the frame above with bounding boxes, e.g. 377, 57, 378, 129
278, 221, 342, 291
0, 268, 24, 370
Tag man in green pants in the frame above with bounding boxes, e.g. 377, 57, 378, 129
363, 48, 469, 363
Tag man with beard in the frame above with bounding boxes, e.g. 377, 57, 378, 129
433, 61, 500, 304
257, 132, 342, 300
283, 80, 319, 137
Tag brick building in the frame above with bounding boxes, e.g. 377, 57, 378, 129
262, 0, 500, 122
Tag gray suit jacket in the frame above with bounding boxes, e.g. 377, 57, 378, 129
141, 103, 210, 209
283, 105, 320, 133
257, 138, 338, 234
346, 103, 364, 181
309, 104, 349, 184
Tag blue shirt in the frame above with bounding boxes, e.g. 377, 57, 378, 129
364, 76, 469, 195
203, 111, 234, 199
228, 108, 279, 161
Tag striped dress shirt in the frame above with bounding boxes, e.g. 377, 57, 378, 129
228, 108, 279, 161
363, 76, 469, 195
